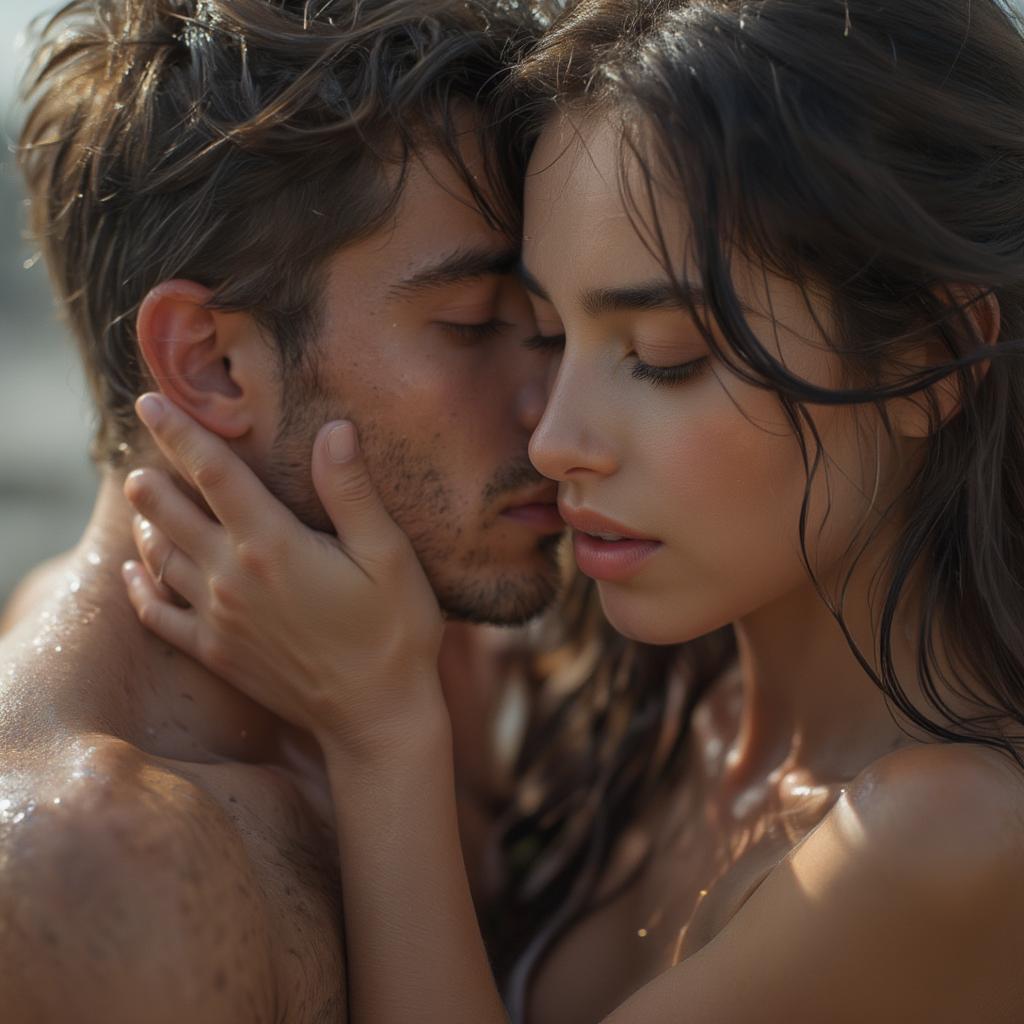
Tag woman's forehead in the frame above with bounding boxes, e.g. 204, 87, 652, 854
523, 116, 672, 293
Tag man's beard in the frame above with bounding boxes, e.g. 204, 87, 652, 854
262, 389, 562, 627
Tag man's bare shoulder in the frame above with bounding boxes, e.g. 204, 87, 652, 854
0, 735, 277, 1024
0, 552, 75, 636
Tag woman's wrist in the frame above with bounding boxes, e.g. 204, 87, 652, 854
315, 667, 452, 775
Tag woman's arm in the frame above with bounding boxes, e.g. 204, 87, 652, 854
123, 393, 1024, 1024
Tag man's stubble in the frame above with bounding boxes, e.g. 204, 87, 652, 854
262, 371, 562, 627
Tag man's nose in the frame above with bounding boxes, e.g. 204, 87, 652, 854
528, 361, 617, 483
516, 378, 546, 434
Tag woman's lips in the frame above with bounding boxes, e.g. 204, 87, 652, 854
559, 505, 663, 582
571, 532, 662, 582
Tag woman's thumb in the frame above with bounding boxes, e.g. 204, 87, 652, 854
312, 421, 398, 562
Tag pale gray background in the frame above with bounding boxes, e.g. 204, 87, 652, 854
1, 2, 99, 608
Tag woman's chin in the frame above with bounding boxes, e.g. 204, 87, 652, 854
595, 584, 704, 646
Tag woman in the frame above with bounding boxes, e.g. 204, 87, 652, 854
121, 0, 1024, 1020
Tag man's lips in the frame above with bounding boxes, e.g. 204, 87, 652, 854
559, 504, 662, 582
500, 485, 564, 534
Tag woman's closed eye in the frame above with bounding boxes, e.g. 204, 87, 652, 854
632, 338, 710, 387
521, 331, 709, 387
631, 354, 710, 386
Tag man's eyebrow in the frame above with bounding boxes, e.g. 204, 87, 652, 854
389, 246, 520, 299
517, 262, 550, 302
580, 281, 709, 318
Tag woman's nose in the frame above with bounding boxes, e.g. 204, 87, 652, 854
528, 361, 617, 483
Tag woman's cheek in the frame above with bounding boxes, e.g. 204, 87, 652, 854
628, 399, 812, 640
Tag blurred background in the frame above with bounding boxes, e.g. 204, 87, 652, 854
1, 2, 98, 608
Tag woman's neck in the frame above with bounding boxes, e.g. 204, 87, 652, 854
724, 555, 930, 790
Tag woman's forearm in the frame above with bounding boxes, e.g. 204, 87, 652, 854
321, 689, 509, 1024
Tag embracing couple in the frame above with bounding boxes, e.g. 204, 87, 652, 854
4, 1, 1024, 1022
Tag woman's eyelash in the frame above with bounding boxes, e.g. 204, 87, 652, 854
518, 331, 706, 387
631, 356, 710, 387
523, 333, 566, 352
440, 319, 510, 342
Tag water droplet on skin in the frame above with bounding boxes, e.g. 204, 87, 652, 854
68, 577, 82, 594
54, 645, 63, 654
52, 797, 61, 805
86, 552, 101, 567
637, 928, 648, 938
12, 812, 25, 824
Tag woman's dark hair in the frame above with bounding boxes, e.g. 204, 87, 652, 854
492, 0, 1024, 1013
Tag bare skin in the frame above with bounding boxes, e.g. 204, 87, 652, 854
0, 138, 560, 1023
0, 489, 520, 1023
115, 114, 1024, 1023
0, 482, 345, 1022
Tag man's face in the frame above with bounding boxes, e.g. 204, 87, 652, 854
264, 136, 564, 625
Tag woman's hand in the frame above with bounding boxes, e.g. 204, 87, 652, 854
121, 392, 446, 755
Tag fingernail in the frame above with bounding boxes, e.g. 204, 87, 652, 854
327, 422, 358, 463
136, 393, 165, 427
124, 469, 146, 501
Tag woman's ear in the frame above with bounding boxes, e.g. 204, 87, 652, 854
136, 280, 267, 441
894, 287, 1000, 440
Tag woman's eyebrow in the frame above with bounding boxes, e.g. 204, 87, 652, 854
580, 281, 707, 317
518, 262, 711, 317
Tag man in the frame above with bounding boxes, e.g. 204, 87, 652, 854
0, 1, 558, 1020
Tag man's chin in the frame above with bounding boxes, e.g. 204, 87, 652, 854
433, 547, 564, 627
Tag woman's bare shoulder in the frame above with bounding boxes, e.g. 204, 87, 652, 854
825, 741, 1024, 893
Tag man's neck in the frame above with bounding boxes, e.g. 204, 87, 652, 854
9, 472, 288, 766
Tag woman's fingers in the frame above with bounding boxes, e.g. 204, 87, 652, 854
134, 392, 288, 542
122, 560, 202, 659
124, 467, 218, 566
311, 421, 406, 571
130, 514, 203, 608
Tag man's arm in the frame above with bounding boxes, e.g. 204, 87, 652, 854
0, 743, 278, 1023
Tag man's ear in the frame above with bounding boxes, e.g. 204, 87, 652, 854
136, 280, 274, 441
893, 286, 1000, 440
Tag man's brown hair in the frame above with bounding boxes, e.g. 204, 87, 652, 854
18, 0, 539, 463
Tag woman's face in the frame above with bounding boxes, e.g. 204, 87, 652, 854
522, 115, 909, 644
